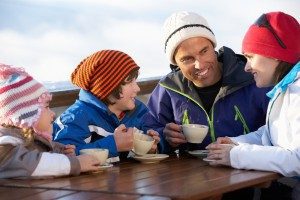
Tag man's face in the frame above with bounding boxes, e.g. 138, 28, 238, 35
174, 37, 221, 88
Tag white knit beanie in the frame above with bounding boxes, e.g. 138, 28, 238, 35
163, 11, 217, 65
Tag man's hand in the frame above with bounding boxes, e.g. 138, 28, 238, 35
163, 123, 187, 148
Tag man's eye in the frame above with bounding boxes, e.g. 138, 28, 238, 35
181, 57, 194, 64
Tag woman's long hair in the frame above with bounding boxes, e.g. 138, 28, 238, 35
274, 61, 294, 84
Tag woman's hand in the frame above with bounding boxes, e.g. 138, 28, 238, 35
147, 129, 160, 153
215, 136, 237, 145
205, 143, 235, 166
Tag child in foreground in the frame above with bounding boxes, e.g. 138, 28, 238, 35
0, 64, 100, 178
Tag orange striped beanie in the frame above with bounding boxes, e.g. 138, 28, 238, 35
71, 50, 140, 100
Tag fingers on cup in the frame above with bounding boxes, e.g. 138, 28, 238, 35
79, 148, 109, 165
133, 130, 155, 155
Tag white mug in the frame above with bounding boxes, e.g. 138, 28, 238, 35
79, 148, 109, 165
182, 124, 208, 143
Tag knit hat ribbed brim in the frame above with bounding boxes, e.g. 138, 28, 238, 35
242, 11, 300, 64
163, 11, 217, 65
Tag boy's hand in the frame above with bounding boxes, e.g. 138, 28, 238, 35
114, 124, 134, 152
147, 129, 160, 153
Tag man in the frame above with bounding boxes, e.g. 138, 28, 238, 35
144, 11, 271, 154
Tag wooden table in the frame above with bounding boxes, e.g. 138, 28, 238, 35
0, 154, 280, 200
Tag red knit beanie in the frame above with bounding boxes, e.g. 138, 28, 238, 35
71, 50, 139, 100
242, 11, 300, 64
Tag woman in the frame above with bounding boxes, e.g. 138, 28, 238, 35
206, 11, 300, 199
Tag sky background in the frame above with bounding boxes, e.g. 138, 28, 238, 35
0, 0, 299, 85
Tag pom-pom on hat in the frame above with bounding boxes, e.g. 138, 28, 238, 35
242, 11, 300, 64
163, 11, 217, 65
71, 50, 140, 100
0, 64, 52, 139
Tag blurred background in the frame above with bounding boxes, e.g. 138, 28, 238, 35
0, 0, 299, 90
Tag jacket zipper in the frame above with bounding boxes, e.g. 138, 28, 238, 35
234, 105, 250, 134
160, 83, 216, 142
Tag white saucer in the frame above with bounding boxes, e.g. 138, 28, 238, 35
98, 163, 113, 170
133, 154, 169, 164
89, 163, 113, 174
188, 150, 209, 158
202, 158, 217, 162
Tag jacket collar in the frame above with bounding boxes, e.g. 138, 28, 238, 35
78, 89, 141, 118
79, 89, 109, 111
267, 62, 300, 99
218, 46, 254, 86
161, 46, 253, 97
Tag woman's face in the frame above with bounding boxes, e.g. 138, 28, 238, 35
244, 53, 280, 87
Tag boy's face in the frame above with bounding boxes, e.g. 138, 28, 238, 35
34, 101, 55, 135
109, 78, 140, 115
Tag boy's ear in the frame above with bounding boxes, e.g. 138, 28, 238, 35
107, 95, 117, 104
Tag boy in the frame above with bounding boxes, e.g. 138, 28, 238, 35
53, 50, 160, 162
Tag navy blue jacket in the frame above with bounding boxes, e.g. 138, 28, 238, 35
143, 47, 271, 153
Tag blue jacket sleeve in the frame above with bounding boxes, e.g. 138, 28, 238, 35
53, 108, 118, 156
143, 84, 175, 153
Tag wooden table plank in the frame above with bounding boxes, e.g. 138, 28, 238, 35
133, 169, 278, 199
0, 187, 46, 200
19, 189, 76, 200
56, 192, 170, 200
0, 155, 280, 200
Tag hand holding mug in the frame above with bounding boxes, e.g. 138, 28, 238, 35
114, 124, 134, 152
163, 123, 187, 147
147, 129, 160, 153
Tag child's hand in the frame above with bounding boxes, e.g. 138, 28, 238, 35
77, 154, 101, 172
147, 129, 160, 153
114, 124, 134, 152
64, 144, 76, 156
